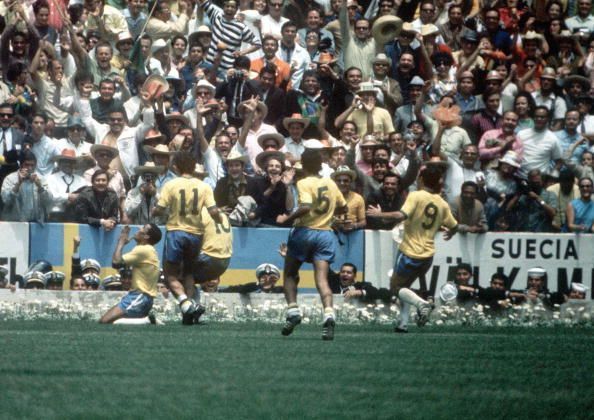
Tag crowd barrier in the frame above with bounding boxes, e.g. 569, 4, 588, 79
1, 222, 592, 298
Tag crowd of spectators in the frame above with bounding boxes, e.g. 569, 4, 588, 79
0, 0, 594, 236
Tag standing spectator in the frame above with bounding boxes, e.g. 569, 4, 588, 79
56, 116, 92, 165
531, 68, 567, 131
0, 103, 25, 200
85, 144, 127, 205
74, 169, 120, 230
277, 21, 311, 90
124, 163, 167, 225
46, 150, 89, 222
566, 177, 594, 233
1, 151, 51, 222
250, 36, 291, 89
470, 92, 503, 144
260, 0, 289, 38
450, 181, 488, 234
123, 0, 148, 39
146, 0, 192, 41
336, 82, 394, 138
369, 53, 402, 117
518, 106, 563, 175
257, 64, 287, 128
508, 169, 558, 232
546, 167, 580, 231
366, 172, 406, 230
478, 111, 523, 169
200, 0, 261, 72
331, 166, 366, 231
27, 113, 63, 177
339, 0, 379, 80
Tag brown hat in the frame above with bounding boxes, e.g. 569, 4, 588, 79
143, 144, 173, 156
135, 161, 165, 176
51, 148, 83, 164
564, 74, 590, 90
257, 133, 285, 150
331, 165, 357, 181
485, 70, 504, 81
282, 113, 310, 131
256, 150, 286, 171
90, 144, 119, 159
225, 150, 249, 164
143, 128, 167, 144
165, 113, 190, 126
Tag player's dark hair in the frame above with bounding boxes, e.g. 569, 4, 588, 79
301, 149, 322, 173
146, 223, 163, 245
461, 180, 478, 191
421, 165, 443, 191
172, 151, 197, 175
341, 262, 357, 275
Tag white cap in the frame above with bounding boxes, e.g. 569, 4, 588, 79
255, 263, 280, 278
571, 282, 589, 293
527, 267, 547, 277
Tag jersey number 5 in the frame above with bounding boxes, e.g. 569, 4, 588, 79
421, 203, 438, 229
314, 186, 330, 214
179, 188, 199, 216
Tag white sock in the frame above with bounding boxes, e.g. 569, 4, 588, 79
398, 288, 426, 309
113, 318, 151, 325
399, 302, 411, 329
177, 294, 188, 304
287, 305, 301, 318
323, 308, 335, 323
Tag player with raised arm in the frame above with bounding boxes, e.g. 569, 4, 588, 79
152, 151, 221, 325
367, 164, 458, 333
99, 224, 162, 324
277, 148, 347, 341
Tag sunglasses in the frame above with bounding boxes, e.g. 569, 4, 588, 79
269, 2, 282, 6
0, 112, 14, 118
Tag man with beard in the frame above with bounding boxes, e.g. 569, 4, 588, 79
508, 169, 557, 232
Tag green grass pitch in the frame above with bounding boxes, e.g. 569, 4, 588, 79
1, 321, 592, 419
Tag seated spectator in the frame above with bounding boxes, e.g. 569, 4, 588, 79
125, 163, 167, 225
74, 169, 119, 230
1, 150, 51, 222
450, 181, 488, 234
328, 262, 392, 302
451, 262, 477, 304
566, 177, 594, 233
507, 169, 557, 232
546, 168, 580, 231
331, 166, 366, 232
46, 149, 89, 222
522, 267, 566, 308
458, 272, 526, 309
221, 263, 283, 293
102, 274, 123, 291
24, 271, 46, 290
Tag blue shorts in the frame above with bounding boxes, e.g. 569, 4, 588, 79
193, 254, 231, 283
393, 252, 433, 287
287, 227, 337, 263
117, 291, 154, 318
164, 230, 203, 264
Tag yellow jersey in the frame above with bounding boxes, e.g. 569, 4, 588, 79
295, 176, 346, 230
122, 244, 160, 297
157, 176, 216, 235
399, 190, 458, 259
201, 208, 233, 259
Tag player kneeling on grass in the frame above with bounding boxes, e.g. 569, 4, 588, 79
367, 164, 458, 333
99, 224, 162, 324
276, 148, 347, 341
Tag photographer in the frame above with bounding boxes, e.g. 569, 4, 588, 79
124, 163, 167, 225
1, 150, 51, 222
215, 56, 260, 127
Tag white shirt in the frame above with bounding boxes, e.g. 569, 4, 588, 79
239, 123, 278, 167
260, 14, 289, 39
31, 136, 63, 177
46, 170, 89, 213
276, 42, 311, 89
531, 91, 567, 121
203, 146, 226, 184
518, 128, 562, 174
79, 99, 155, 178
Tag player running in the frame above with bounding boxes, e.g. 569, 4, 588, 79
277, 148, 347, 341
367, 164, 458, 332
152, 151, 221, 325
100, 224, 162, 324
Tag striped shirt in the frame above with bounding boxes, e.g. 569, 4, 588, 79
203, 1, 259, 71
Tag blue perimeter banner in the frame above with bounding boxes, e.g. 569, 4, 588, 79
29, 224, 365, 290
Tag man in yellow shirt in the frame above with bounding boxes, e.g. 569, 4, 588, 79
367, 164, 458, 332
153, 151, 221, 325
99, 224, 162, 324
277, 149, 347, 340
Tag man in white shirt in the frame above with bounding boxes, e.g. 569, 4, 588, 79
260, 0, 289, 38
518, 106, 563, 175
531, 68, 567, 131
277, 21, 312, 89
233, 99, 278, 169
